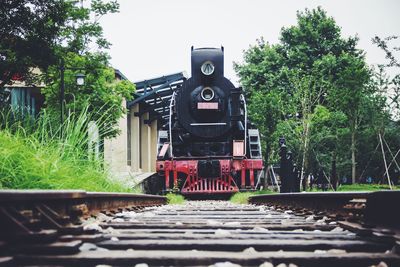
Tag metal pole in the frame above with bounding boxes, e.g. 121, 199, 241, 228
379, 133, 393, 189
279, 143, 287, 193
60, 58, 65, 134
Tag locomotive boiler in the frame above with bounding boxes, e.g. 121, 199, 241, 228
156, 47, 263, 194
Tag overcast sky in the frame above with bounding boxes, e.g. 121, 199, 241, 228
100, 0, 400, 85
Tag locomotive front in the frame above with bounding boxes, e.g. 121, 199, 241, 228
156, 47, 263, 194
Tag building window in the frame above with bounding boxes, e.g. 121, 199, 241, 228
10, 87, 44, 116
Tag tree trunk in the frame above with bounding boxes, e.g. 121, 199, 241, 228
300, 120, 310, 188
351, 129, 356, 184
263, 142, 270, 189
331, 150, 337, 190
379, 132, 393, 189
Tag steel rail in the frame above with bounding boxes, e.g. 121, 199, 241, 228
1, 190, 400, 267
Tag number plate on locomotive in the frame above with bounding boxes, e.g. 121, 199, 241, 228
197, 102, 218, 109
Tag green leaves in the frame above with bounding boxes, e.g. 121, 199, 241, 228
1, 0, 134, 138
91, 0, 119, 16
42, 52, 136, 138
0, 0, 69, 87
280, 7, 354, 72
235, 7, 389, 184
0, 0, 121, 87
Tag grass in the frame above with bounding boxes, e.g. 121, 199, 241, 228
230, 190, 275, 204
166, 193, 185, 204
0, 107, 131, 192
229, 183, 400, 204
337, 184, 399, 191
308, 184, 399, 192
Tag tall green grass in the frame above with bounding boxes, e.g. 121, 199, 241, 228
0, 107, 131, 192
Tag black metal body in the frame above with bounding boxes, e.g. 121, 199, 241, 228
172, 47, 245, 158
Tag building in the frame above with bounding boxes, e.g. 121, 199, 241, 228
104, 71, 187, 187
0, 69, 45, 116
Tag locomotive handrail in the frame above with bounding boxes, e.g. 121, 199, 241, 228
169, 91, 176, 157
240, 94, 248, 158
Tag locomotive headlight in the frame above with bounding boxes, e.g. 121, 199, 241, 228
201, 87, 215, 101
201, 61, 215, 76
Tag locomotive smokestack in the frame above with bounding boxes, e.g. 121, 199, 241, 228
191, 47, 224, 81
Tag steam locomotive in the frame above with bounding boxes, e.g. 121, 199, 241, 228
156, 47, 263, 195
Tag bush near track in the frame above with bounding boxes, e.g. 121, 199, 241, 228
230, 190, 275, 204
166, 193, 186, 204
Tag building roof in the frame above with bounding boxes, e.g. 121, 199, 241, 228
2, 68, 45, 88
114, 69, 129, 81
127, 72, 187, 125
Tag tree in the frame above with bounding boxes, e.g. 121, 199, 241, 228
0, 0, 69, 87
372, 35, 400, 119
247, 89, 283, 165
279, 7, 359, 73
310, 105, 348, 189
0, 0, 119, 88
235, 7, 372, 185
288, 73, 326, 185
327, 53, 371, 183
42, 52, 135, 138
1, 0, 133, 138
56, 0, 119, 55
370, 36, 400, 185
372, 36, 400, 69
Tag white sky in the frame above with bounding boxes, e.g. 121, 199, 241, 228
100, 0, 400, 85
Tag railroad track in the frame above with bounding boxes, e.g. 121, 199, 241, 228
0, 190, 399, 266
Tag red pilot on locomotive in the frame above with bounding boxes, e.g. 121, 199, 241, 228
156, 47, 263, 195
